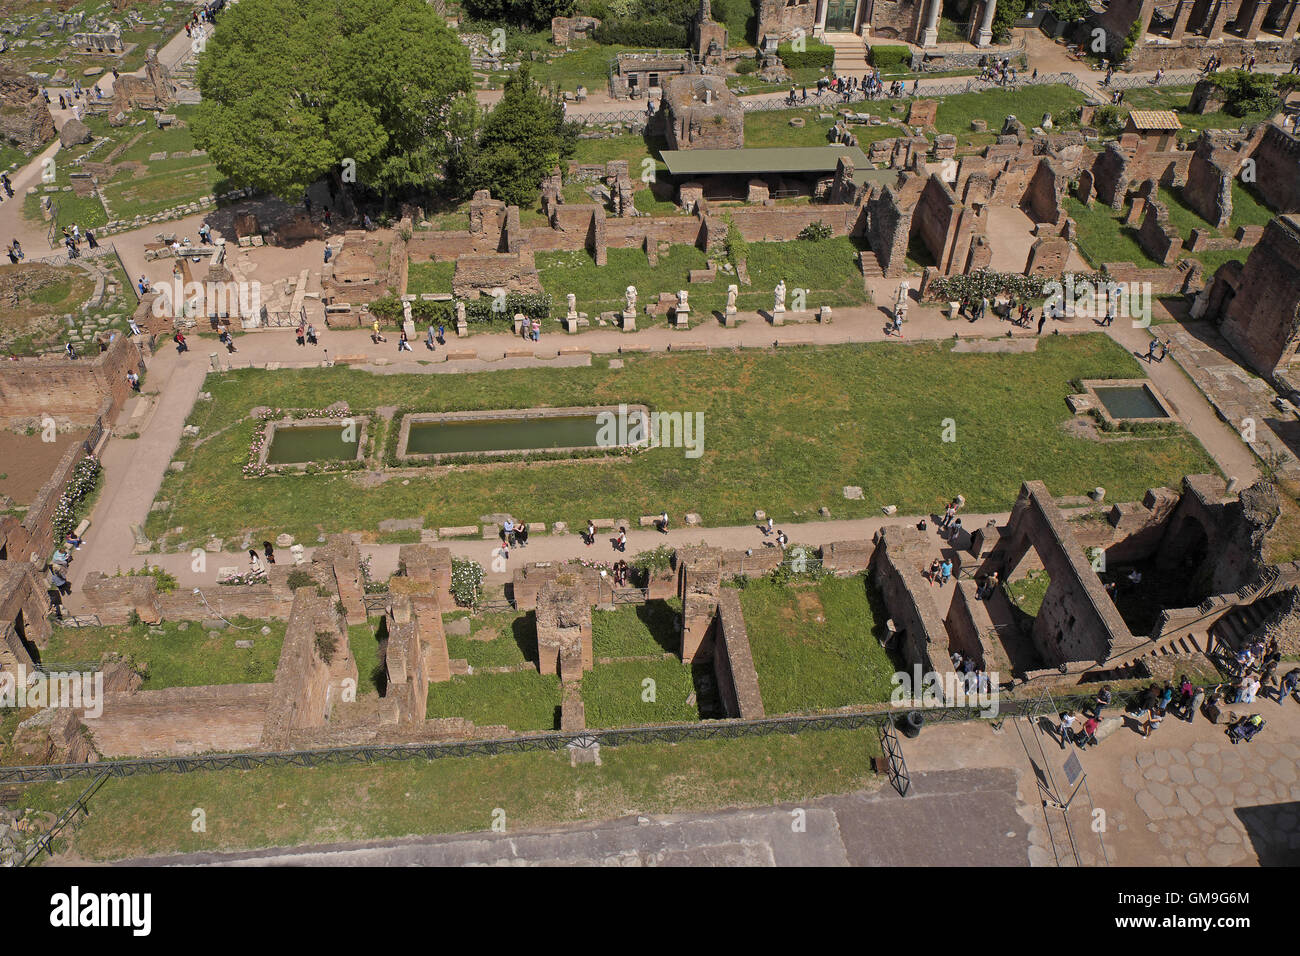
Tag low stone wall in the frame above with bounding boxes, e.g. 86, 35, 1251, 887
713, 589, 765, 719
0, 326, 142, 430
260, 590, 356, 748
83, 683, 274, 758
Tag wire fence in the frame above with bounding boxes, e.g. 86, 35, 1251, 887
0, 684, 1161, 785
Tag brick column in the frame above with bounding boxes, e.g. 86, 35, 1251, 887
1282, 0, 1300, 37
1205, 0, 1232, 38
1243, 0, 1271, 37
975, 0, 996, 45
1169, 0, 1195, 39
920, 0, 940, 46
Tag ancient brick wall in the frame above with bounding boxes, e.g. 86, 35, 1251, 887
869, 0, 924, 39
1219, 214, 1300, 376
380, 597, 428, 724
869, 526, 950, 673
756, 0, 816, 41
867, 183, 913, 277
83, 684, 274, 757
713, 589, 765, 719
1025, 159, 1068, 225
260, 591, 356, 747
1137, 199, 1184, 265
451, 249, 542, 297
821, 539, 875, 573
1248, 124, 1300, 217
1124, 36, 1298, 71
0, 332, 142, 430
1183, 134, 1238, 228
0, 562, 51, 672
1091, 143, 1131, 210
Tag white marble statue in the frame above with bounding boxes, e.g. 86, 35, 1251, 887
774, 279, 787, 312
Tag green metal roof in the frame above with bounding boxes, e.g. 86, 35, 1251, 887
660, 146, 874, 180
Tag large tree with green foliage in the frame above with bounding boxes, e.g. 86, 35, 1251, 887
469, 64, 578, 208
192, 0, 473, 200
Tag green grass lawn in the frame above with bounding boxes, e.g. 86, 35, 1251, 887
571, 132, 662, 169
406, 260, 456, 296
737, 575, 896, 714
425, 669, 561, 731
932, 84, 1086, 139
13, 726, 882, 860
1004, 569, 1050, 617
348, 621, 385, 696
41, 618, 286, 688
536, 237, 869, 318
444, 610, 538, 668
592, 600, 680, 658
580, 657, 700, 726
144, 335, 1219, 547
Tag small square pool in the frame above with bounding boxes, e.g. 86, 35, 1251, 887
1092, 384, 1169, 420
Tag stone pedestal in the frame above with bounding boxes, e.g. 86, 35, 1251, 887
512, 312, 526, 335
673, 309, 690, 329
771, 308, 785, 326
621, 310, 637, 332
819, 305, 832, 323
975, 0, 995, 46
722, 310, 738, 328
456, 320, 468, 337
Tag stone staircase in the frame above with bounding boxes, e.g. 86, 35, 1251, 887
824, 32, 872, 78
858, 249, 884, 279
1208, 587, 1292, 657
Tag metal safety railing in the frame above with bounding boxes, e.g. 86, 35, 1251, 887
0, 687, 1161, 785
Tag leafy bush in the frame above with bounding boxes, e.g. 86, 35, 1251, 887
778, 40, 834, 71
464, 290, 553, 322
631, 545, 674, 575
723, 213, 749, 265
451, 558, 486, 607
797, 220, 833, 242
1049, 0, 1093, 20
594, 19, 687, 46
868, 44, 912, 74
734, 57, 758, 75
461, 0, 573, 29
314, 631, 338, 665
118, 566, 179, 593
286, 569, 316, 590
1208, 69, 1280, 117
1092, 104, 1127, 136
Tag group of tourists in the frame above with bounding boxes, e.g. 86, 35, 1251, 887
496, 517, 531, 558
949, 651, 993, 695
60, 223, 98, 259
978, 57, 1024, 87
246, 541, 277, 577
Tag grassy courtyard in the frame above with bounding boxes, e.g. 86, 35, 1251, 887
737, 575, 896, 714
41, 617, 287, 687
425, 669, 562, 731
13, 725, 881, 860
537, 237, 870, 320
145, 335, 1218, 548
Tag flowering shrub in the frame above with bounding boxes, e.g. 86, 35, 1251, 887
926, 268, 1111, 303
451, 557, 485, 607
52, 457, 101, 542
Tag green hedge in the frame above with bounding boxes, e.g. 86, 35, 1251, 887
594, 19, 687, 46
777, 40, 834, 71
868, 44, 911, 74
734, 57, 759, 75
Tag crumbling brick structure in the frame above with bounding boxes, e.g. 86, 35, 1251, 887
678, 550, 721, 664
0, 562, 53, 677
1183, 131, 1241, 229
260, 590, 357, 747
662, 75, 743, 151
112, 47, 174, 112
535, 581, 593, 677
0, 67, 55, 149
1215, 214, 1300, 377
1247, 123, 1300, 218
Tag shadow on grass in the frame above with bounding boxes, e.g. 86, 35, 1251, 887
512, 611, 539, 666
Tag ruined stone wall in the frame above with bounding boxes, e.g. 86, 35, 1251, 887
756, 0, 817, 41
1124, 37, 1299, 72
1183, 133, 1239, 228
869, 0, 924, 39
380, 597, 428, 725
260, 591, 356, 747
0, 66, 55, 148
1248, 123, 1300, 217
451, 249, 542, 297
869, 526, 949, 673
867, 183, 913, 277
536, 581, 594, 676
7, 440, 89, 569
727, 202, 863, 240
0, 562, 51, 672
1137, 199, 1184, 265
713, 589, 765, 719
83, 684, 273, 758
915, 176, 960, 272
679, 555, 721, 664
1025, 159, 1068, 225
0, 332, 142, 430
821, 539, 875, 574
1220, 214, 1300, 376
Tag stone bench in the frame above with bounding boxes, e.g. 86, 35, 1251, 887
444, 349, 476, 361
504, 348, 534, 358
438, 525, 480, 539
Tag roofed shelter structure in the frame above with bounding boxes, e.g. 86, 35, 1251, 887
1125, 110, 1182, 152
660, 145, 878, 203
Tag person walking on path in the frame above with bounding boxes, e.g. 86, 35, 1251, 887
1036, 311, 1046, 335
426, 324, 436, 351
616, 527, 627, 552
296, 323, 306, 347
1277, 668, 1300, 704
765, 516, 774, 537
1059, 711, 1077, 749
659, 510, 669, 534
586, 520, 595, 547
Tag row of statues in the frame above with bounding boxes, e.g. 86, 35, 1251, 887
617, 281, 787, 316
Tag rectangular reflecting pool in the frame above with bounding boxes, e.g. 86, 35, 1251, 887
1093, 385, 1169, 420
265, 425, 360, 464
406, 416, 604, 456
